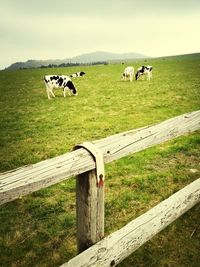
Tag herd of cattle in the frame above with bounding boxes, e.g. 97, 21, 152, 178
121, 65, 153, 82
44, 66, 153, 99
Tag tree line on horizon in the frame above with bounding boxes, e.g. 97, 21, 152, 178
17, 61, 109, 70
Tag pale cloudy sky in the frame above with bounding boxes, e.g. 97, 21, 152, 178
0, 0, 200, 69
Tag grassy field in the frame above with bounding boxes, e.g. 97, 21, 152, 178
0, 54, 200, 267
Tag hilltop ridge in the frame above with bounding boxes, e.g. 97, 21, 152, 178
5, 51, 147, 70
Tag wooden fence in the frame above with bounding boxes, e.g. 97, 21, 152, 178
0, 110, 200, 267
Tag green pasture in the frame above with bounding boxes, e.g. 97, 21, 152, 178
0, 54, 200, 267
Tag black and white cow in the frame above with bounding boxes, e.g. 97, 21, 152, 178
135, 66, 153, 81
121, 66, 134, 82
44, 75, 78, 99
70, 71, 86, 78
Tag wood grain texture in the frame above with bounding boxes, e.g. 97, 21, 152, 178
76, 170, 104, 253
0, 110, 200, 205
60, 178, 200, 267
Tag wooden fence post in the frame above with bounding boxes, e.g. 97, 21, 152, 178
76, 169, 104, 253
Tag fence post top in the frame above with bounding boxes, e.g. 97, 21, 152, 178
74, 142, 105, 187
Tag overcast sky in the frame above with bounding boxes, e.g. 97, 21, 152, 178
0, 0, 200, 69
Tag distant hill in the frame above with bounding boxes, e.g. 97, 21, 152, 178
71, 51, 147, 63
7, 59, 66, 70
5, 51, 147, 70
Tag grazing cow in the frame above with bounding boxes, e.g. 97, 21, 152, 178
70, 71, 86, 78
44, 75, 78, 99
121, 66, 134, 82
135, 66, 153, 81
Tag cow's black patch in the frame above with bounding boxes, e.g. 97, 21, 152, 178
80, 72, 86, 76
58, 77, 64, 87
50, 75, 59, 81
66, 80, 77, 95
66, 80, 75, 90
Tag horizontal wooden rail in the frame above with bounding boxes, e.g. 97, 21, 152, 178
60, 178, 200, 267
0, 110, 200, 205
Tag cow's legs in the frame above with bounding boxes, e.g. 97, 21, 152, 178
45, 83, 55, 99
64, 87, 72, 97
67, 89, 71, 96
63, 88, 66, 97
46, 89, 51, 99
49, 89, 55, 98
64, 87, 71, 97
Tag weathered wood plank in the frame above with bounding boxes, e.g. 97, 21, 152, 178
76, 170, 104, 253
0, 110, 200, 205
60, 178, 200, 267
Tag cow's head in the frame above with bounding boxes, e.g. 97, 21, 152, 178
66, 80, 78, 96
